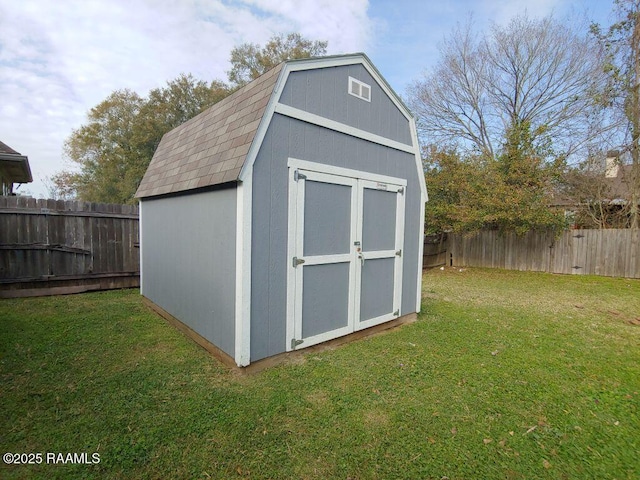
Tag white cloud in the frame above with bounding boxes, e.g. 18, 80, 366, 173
1, 0, 606, 199
0, 0, 373, 198
240, 0, 372, 52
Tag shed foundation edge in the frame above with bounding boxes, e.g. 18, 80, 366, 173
143, 295, 418, 374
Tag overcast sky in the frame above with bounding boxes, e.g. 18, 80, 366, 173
0, 0, 612, 198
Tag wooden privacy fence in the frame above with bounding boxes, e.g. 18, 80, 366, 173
439, 229, 639, 279
423, 233, 449, 268
0, 196, 139, 297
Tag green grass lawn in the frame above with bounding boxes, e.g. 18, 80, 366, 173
1, 268, 639, 479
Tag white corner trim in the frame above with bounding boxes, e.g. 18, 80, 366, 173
234, 178, 252, 367
138, 201, 143, 294
409, 117, 428, 201
408, 111, 427, 314
416, 199, 426, 313
275, 103, 414, 154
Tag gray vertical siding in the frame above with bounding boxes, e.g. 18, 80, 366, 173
279, 65, 413, 146
362, 188, 397, 252
302, 263, 351, 338
251, 114, 422, 361
303, 180, 352, 256
360, 258, 395, 322
141, 188, 237, 358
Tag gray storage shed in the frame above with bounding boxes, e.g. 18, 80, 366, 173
136, 53, 427, 367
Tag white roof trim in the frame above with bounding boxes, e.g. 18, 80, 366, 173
274, 103, 415, 154
238, 53, 427, 200
285, 53, 414, 124
238, 64, 289, 183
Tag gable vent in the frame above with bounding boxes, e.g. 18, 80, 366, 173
348, 76, 371, 102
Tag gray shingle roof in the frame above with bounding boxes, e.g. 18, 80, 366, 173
0, 141, 21, 155
0, 141, 32, 184
136, 63, 283, 198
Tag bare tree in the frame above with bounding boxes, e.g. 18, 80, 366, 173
591, 0, 640, 229
408, 14, 606, 163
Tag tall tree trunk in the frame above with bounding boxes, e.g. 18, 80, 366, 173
631, 5, 640, 229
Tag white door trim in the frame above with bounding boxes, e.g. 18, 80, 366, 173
286, 158, 406, 351
289, 167, 358, 350
285, 166, 298, 351
354, 178, 405, 331
288, 158, 407, 187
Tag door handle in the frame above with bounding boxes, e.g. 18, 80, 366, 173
358, 252, 365, 266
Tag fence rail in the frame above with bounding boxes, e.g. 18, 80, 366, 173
0, 196, 139, 297
437, 229, 639, 279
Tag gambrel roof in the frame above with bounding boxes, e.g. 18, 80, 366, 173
136, 54, 427, 200
136, 64, 283, 198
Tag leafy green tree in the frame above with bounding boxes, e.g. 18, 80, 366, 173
423, 124, 566, 235
227, 33, 328, 87
133, 74, 229, 181
591, 0, 640, 229
56, 76, 229, 204
56, 89, 144, 204
422, 146, 490, 234
489, 121, 567, 234
56, 33, 328, 204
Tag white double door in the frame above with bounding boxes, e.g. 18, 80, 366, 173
286, 160, 406, 350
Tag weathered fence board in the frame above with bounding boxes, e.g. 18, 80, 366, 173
0, 196, 139, 297
422, 233, 448, 268
439, 229, 640, 279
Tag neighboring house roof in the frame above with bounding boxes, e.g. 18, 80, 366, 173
550, 163, 638, 208
607, 164, 634, 202
0, 141, 21, 155
135, 63, 284, 199
136, 53, 427, 201
0, 141, 32, 184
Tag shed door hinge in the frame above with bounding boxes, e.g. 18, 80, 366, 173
395, 249, 402, 257
291, 338, 304, 349
292, 256, 305, 267
294, 170, 307, 182
398, 187, 404, 195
